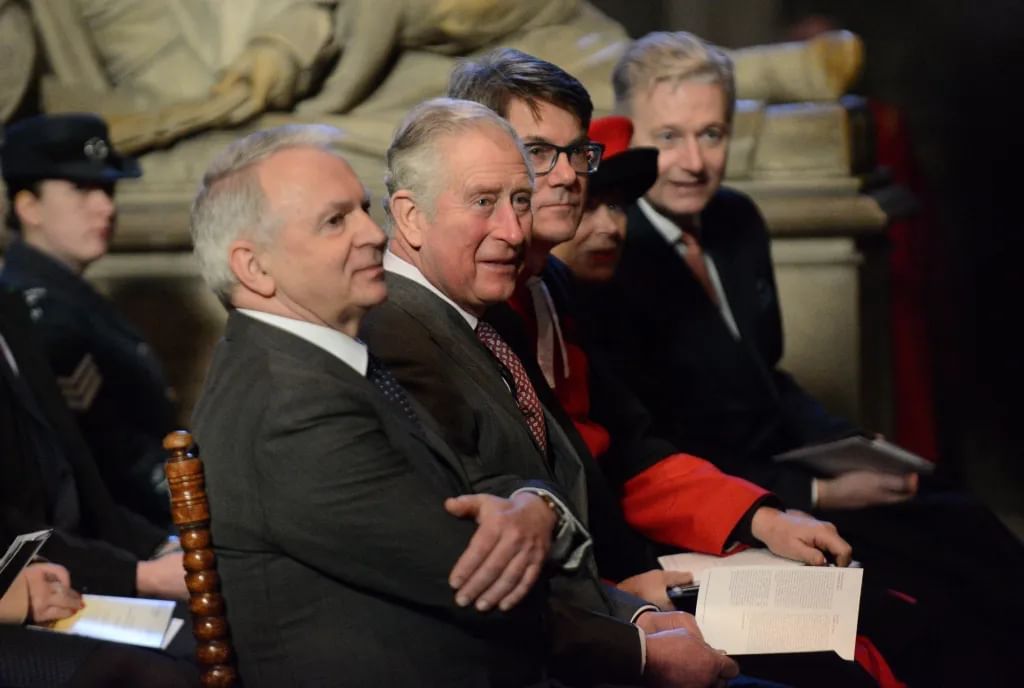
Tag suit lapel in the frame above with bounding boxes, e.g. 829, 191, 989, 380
384, 275, 542, 456
699, 197, 784, 401
700, 207, 758, 344
626, 204, 780, 397
627, 206, 743, 354
485, 299, 588, 520
0, 293, 75, 431
227, 311, 471, 484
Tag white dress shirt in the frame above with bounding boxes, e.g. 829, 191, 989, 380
237, 309, 369, 375
637, 198, 742, 340
383, 251, 479, 329
527, 275, 570, 389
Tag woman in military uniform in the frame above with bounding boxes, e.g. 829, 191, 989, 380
1, 113, 173, 528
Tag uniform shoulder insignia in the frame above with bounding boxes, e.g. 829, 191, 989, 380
22, 287, 47, 321
58, 353, 103, 412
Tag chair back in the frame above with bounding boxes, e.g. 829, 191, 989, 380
164, 430, 238, 688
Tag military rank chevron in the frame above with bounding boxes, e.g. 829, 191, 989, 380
58, 353, 102, 412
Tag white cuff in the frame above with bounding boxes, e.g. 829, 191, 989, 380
637, 625, 647, 675
630, 604, 660, 624
631, 605, 660, 675
510, 487, 590, 571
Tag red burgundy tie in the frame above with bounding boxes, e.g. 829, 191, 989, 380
475, 320, 549, 456
678, 231, 720, 306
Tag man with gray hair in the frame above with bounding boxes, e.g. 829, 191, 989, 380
362, 97, 746, 687
188, 122, 592, 686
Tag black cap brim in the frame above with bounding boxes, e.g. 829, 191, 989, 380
4, 156, 141, 184
589, 147, 658, 205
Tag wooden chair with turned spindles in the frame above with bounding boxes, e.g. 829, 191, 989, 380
164, 430, 239, 688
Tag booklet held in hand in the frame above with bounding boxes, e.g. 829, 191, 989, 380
773, 435, 934, 476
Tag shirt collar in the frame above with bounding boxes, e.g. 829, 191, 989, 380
2, 239, 95, 295
637, 198, 703, 249
237, 309, 369, 376
383, 250, 479, 329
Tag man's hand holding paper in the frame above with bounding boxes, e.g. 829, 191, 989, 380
751, 507, 853, 566
24, 563, 84, 624
618, 569, 695, 609
816, 471, 919, 510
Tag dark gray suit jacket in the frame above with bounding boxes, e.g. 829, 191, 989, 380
192, 312, 555, 687
360, 274, 650, 622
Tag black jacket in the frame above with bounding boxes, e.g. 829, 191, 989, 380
0, 290, 166, 595
0, 240, 174, 526
579, 189, 856, 509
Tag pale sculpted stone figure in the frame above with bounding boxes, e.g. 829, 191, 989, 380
0, 0, 35, 122
2, 0, 865, 232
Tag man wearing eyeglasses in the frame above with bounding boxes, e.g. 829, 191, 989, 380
361, 54, 866, 687
436, 50, 673, 586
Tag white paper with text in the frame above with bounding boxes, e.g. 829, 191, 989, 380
34, 594, 176, 648
695, 566, 863, 660
658, 548, 804, 584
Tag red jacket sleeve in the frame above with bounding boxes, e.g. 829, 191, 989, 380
621, 453, 768, 554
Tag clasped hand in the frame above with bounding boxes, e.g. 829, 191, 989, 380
637, 611, 740, 688
444, 492, 556, 613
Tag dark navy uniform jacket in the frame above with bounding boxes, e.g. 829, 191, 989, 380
0, 239, 174, 527
1, 289, 166, 595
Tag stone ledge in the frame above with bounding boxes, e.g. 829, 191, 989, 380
106, 179, 891, 252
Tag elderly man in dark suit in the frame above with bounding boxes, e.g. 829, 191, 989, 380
188, 121, 718, 687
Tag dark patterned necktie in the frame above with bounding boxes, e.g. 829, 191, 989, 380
366, 354, 420, 429
474, 320, 548, 455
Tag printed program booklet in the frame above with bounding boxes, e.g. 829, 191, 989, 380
0, 529, 52, 597
773, 435, 934, 476
695, 565, 863, 660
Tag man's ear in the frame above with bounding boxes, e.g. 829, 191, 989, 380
388, 190, 425, 250
13, 190, 41, 230
228, 239, 275, 298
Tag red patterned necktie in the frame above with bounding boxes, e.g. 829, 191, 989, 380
678, 231, 720, 306
475, 320, 549, 456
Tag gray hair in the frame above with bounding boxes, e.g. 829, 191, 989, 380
612, 31, 736, 121
384, 97, 533, 230
190, 124, 348, 305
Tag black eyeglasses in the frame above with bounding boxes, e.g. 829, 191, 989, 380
524, 141, 605, 175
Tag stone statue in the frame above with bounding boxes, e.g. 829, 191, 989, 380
0, 1, 881, 429
0, 0, 35, 122
2, 0, 865, 238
